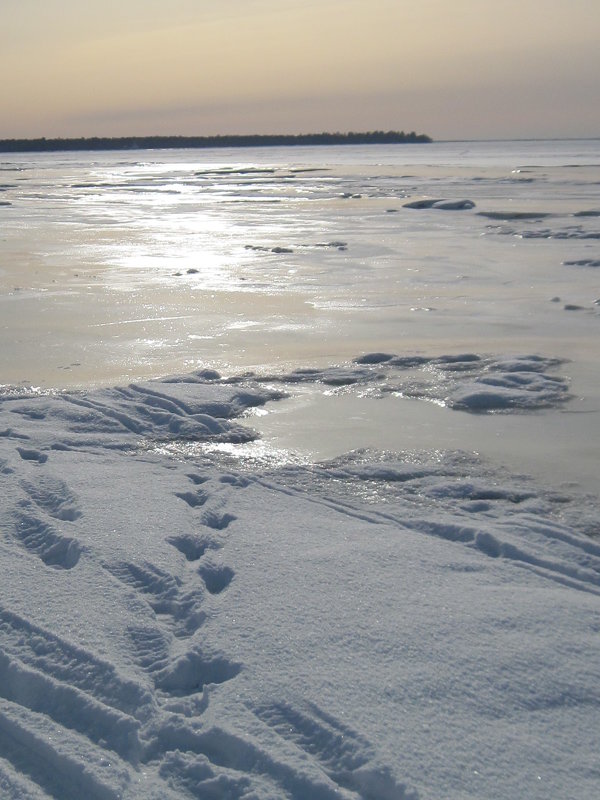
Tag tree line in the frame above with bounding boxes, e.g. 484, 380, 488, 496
0, 131, 432, 153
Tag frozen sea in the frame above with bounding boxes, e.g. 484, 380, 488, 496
1, 140, 600, 492
0, 141, 599, 799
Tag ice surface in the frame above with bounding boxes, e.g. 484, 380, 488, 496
2, 141, 600, 391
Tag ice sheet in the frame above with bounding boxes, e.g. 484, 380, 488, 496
1, 141, 600, 492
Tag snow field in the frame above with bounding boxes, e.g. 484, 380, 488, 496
0, 369, 599, 798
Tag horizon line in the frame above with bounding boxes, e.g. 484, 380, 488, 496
0, 131, 433, 154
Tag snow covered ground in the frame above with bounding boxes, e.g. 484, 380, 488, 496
1, 141, 599, 798
1, 365, 599, 799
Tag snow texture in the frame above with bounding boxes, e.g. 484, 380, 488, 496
240, 352, 571, 412
1, 367, 599, 799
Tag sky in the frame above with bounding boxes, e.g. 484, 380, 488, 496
1, 0, 599, 141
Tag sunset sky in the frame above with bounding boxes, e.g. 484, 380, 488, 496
2, 0, 599, 141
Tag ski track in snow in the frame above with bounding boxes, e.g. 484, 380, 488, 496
0, 365, 599, 798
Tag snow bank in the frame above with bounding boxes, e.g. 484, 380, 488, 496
244, 351, 571, 412
403, 198, 476, 210
0, 371, 599, 799
0, 376, 284, 452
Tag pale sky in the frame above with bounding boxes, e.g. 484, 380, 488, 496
1, 0, 599, 140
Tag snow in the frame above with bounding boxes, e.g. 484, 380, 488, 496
1, 370, 599, 799
244, 352, 571, 412
403, 198, 476, 210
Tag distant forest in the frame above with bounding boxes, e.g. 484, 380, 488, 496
0, 131, 432, 153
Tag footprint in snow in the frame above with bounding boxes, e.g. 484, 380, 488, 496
197, 561, 235, 595
255, 701, 418, 800
175, 489, 209, 508
167, 533, 220, 562
11, 511, 82, 569
16, 446, 48, 464
103, 560, 206, 637
200, 510, 236, 531
20, 474, 82, 521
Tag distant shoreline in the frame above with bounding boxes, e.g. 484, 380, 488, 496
0, 131, 432, 154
